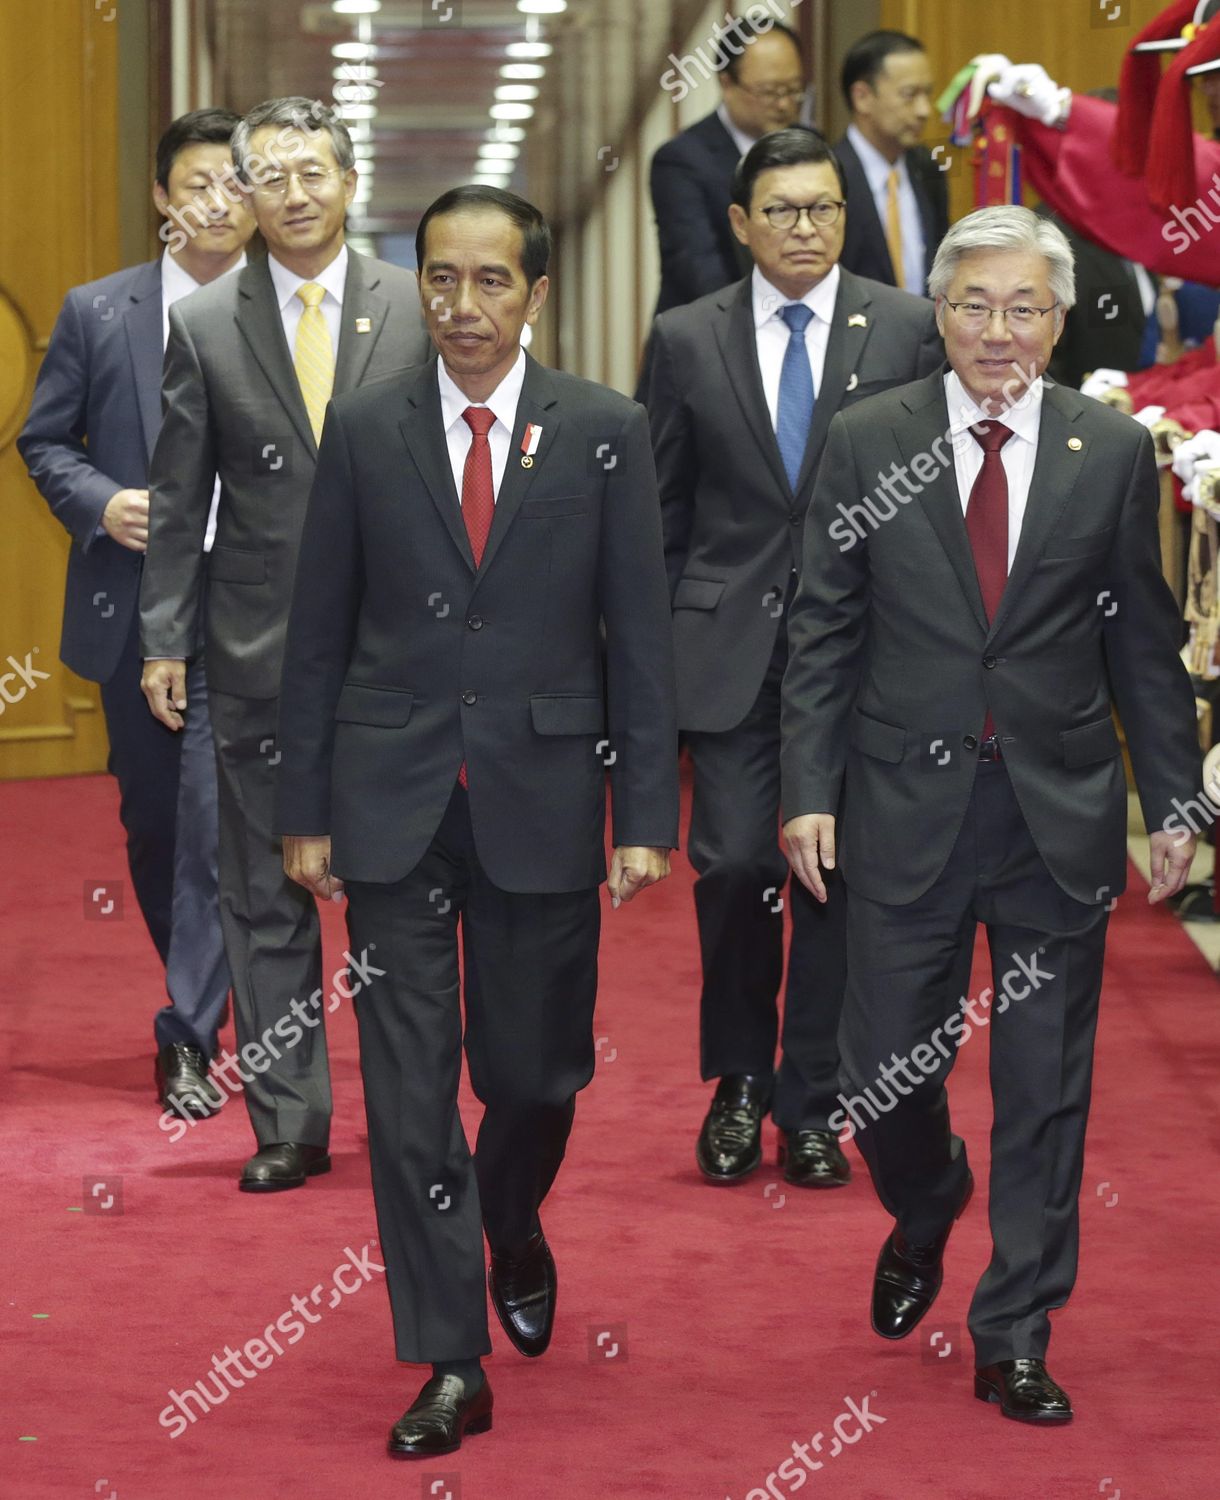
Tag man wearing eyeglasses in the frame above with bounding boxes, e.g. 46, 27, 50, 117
645, 127, 941, 1196
139, 96, 430, 1192
781, 206, 1199, 1423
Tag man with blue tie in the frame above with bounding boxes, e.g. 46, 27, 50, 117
645, 127, 942, 1189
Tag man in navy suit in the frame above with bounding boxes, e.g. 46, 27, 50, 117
19, 110, 252, 1118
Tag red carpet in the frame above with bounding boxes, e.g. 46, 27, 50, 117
3, 769, 1218, 1499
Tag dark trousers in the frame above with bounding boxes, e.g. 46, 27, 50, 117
345, 783, 600, 1363
685, 624, 847, 1129
838, 761, 1109, 1364
208, 690, 328, 1146
98, 615, 229, 1057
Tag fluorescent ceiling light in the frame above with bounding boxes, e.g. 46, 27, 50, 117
501, 63, 545, 80
506, 41, 552, 59
332, 42, 374, 60
495, 84, 539, 101
333, 0, 380, 13
486, 125, 527, 143
490, 103, 534, 120
336, 103, 378, 120
517, 0, 566, 13
478, 142, 519, 159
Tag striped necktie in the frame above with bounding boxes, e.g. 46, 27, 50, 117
294, 282, 335, 444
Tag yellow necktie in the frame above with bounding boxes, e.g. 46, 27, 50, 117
294, 282, 335, 443
886, 168, 906, 291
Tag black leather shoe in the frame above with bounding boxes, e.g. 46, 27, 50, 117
155, 1044, 223, 1118
695, 1074, 771, 1182
778, 1128, 851, 1187
238, 1142, 331, 1193
871, 1171, 974, 1339
488, 1230, 556, 1357
975, 1359, 1073, 1424
387, 1374, 493, 1458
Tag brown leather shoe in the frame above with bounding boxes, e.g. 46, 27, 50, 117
387, 1374, 493, 1458
974, 1359, 1073, 1424
238, 1142, 331, 1193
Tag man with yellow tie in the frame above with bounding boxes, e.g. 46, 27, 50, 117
140, 97, 430, 1191
835, 30, 948, 295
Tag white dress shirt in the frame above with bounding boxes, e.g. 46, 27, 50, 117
438, 347, 527, 503
716, 102, 757, 161
846, 123, 926, 295
267, 243, 348, 359
752, 264, 840, 431
945, 369, 1044, 571
160, 248, 247, 551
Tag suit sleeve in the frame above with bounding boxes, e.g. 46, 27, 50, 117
780, 411, 872, 819
598, 402, 680, 850
650, 147, 736, 306
643, 319, 697, 598
139, 305, 217, 659
17, 290, 126, 550
274, 402, 363, 837
1102, 427, 1201, 833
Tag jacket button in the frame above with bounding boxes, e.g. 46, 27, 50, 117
788, 512, 800, 525
467, 615, 483, 631
462, 691, 477, 706
963, 734, 978, 750
982, 655, 997, 670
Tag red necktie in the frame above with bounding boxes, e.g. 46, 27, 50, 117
458, 406, 496, 788
965, 420, 1014, 740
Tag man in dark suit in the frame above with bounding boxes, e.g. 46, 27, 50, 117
649, 18, 806, 316
781, 206, 1199, 1423
836, 30, 948, 294
646, 126, 942, 1190
139, 98, 430, 1192
274, 186, 678, 1456
18, 109, 251, 1118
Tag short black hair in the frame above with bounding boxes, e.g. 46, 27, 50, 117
731, 126, 846, 211
415, 185, 552, 286
840, 30, 925, 112
714, 18, 802, 80
155, 107, 242, 191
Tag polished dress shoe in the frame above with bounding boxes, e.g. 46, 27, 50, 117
155, 1043, 223, 1118
387, 1374, 493, 1458
695, 1074, 771, 1182
778, 1128, 851, 1188
488, 1230, 556, 1357
238, 1142, 331, 1193
871, 1172, 974, 1339
975, 1359, 1073, 1424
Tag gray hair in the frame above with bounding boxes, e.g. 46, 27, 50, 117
231, 96, 355, 182
928, 206, 1076, 310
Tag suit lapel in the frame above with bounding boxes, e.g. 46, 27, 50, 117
399, 363, 474, 571
234, 258, 316, 458
712, 279, 792, 498
124, 261, 165, 465
333, 251, 388, 395
474, 356, 560, 580
794, 270, 875, 496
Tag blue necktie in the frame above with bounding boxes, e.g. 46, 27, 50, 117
776, 303, 816, 491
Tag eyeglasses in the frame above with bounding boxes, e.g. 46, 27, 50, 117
759, 200, 845, 230
251, 167, 346, 197
943, 300, 1061, 330
731, 81, 807, 104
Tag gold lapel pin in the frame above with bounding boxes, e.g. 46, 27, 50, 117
521, 455, 534, 468
1068, 437, 1083, 451
355, 317, 371, 333
846, 373, 859, 392
848, 313, 868, 329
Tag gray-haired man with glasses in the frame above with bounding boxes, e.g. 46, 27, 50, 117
139, 97, 430, 1191
645, 126, 941, 1199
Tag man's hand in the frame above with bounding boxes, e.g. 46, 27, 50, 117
607, 846, 670, 908
141, 658, 188, 730
1148, 829, 1196, 905
102, 488, 150, 551
783, 814, 836, 904
283, 835, 345, 903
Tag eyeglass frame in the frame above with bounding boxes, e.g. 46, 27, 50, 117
250, 165, 349, 198
941, 298, 1062, 329
729, 79, 808, 104
757, 200, 846, 231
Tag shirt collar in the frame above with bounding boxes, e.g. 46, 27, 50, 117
944, 367, 1045, 447
437, 346, 528, 439
267, 243, 349, 311
716, 102, 757, 161
751, 263, 841, 331
846, 122, 909, 194
160, 247, 247, 301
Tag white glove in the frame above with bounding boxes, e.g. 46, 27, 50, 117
1081, 368, 1130, 400
966, 54, 1014, 117
1133, 405, 1168, 428
987, 64, 1071, 127
1173, 430, 1220, 503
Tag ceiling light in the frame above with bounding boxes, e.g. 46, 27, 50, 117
336, 103, 378, 120
332, 0, 380, 13
486, 125, 526, 142
495, 84, 539, 101
490, 103, 534, 120
332, 42, 374, 60
334, 82, 380, 102
501, 63, 544, 80
506, 41, 552, 59
517, 0, 566, 13
478, 142, 519, 159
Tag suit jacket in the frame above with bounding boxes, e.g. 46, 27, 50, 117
646, 270, 943, 733
273, 355, 680, 893
19, 260, 167, 683
649, 111, 752, 317
780, 367, 1200, 907
139, 251, 431, 699
835, 135, 949, 293
1041, 210, 1148, 389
